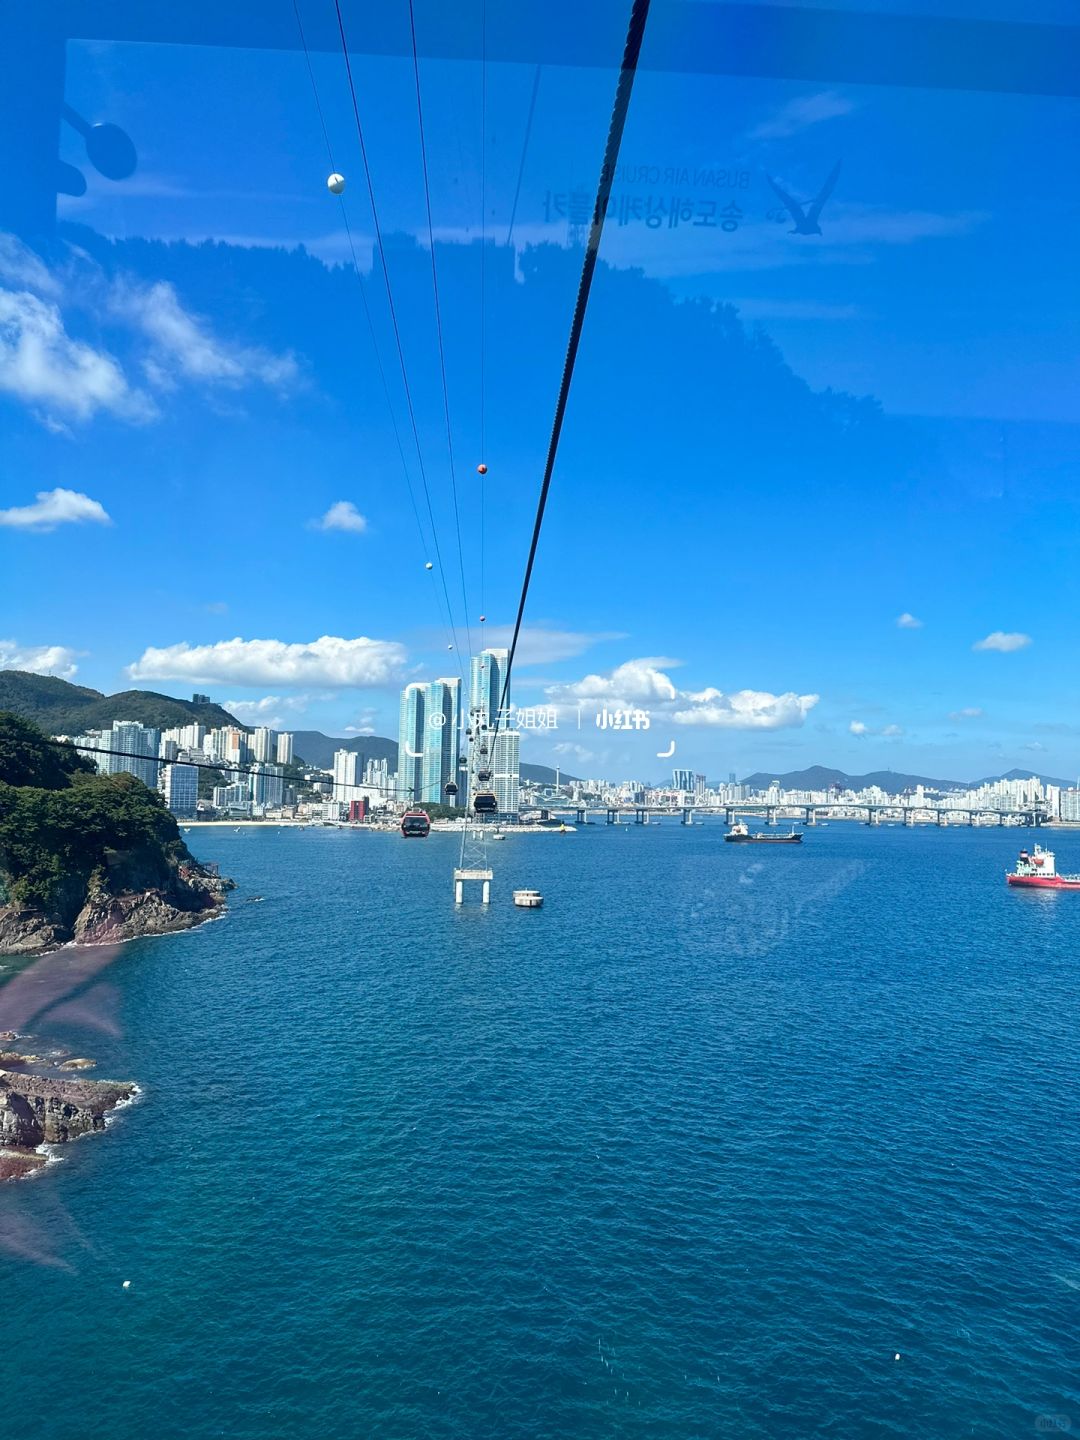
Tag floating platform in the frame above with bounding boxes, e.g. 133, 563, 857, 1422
513, 889, 544, 908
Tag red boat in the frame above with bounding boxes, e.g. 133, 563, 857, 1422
400, 809, 431, 838
1007, 844, 1080, 889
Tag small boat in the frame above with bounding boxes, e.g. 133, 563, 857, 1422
724, 822, 802, 845
513, 889, 543, 908
1007, 844, 1080, 889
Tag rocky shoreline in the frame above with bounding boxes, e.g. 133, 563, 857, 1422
0, 1048, 137, 1181
0, 864, 235, 956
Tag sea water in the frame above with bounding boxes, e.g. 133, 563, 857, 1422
1, 823, 1077, 1438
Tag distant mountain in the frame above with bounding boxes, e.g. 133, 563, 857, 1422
0, 671, 241, 736
969, 767, 1074, 790
740, 764, 1072, 792
290, 731, 396, 770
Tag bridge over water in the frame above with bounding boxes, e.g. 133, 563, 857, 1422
536, 803, 1049, 828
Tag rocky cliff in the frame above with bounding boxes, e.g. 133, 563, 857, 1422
0, 861, 234, 955
0, 1068, 135, 1146
0, 1065, 136, 1180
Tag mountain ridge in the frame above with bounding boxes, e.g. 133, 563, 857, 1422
739, 764, 1072, 792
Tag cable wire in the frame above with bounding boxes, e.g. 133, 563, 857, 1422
505, 64, 542, 247
332, 0, 469, 690
406, 0, 473, 665
292, 0, 462, 668
493, 0, 651, 742
479, 0, 488, 623
47, 739, 417, 802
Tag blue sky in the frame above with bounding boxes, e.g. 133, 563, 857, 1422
2, 2, 1079, 782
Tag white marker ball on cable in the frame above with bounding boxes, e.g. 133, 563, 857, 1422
327, 173, 346, 196
425, 561, 433, 570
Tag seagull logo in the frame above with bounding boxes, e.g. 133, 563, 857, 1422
767, 160, 841, 236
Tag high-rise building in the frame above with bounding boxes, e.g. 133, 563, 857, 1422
221, 727, 245, 766
492, 729, 520, 814
672, 767, 694, 792
252, 726, 276, 762
396, 678, 461, 804
251, 761, 284, 810
332, 749, 359, 803
276, 732, 294, 766
470, 648, 508, 727
420, 678, 460, 804
161, 762, 198, 818
90, 720, 161, 789
398, 683, 426, 803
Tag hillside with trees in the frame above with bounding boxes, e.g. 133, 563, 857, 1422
0, 671, 241, 737
0, 712, 231, 954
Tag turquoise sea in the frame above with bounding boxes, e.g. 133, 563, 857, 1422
1, 822, 1078, 1438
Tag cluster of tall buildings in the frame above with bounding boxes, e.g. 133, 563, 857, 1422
67, 718, 298, 820
395, 647, 520, 813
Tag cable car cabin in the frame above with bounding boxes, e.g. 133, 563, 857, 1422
476, 768, 493, 784
473, 790, 498, 815
400, 809, 431, 838
444, 781, 459, 797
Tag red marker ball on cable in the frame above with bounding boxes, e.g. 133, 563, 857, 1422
477, 463, 488, 475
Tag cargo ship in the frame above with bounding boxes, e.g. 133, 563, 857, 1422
1007, 844, 1080, 889
724, 822, 803, 845
400, 808, 431, 838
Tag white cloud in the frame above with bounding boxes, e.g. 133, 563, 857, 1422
0, 640, 82, 679
0, 236, 60, 297
949, 707, 983, 720
109, 277, 299, 392
547, 658, 681, 705
672, 689, 819, 729
0, 234, 299, 427
310, 500, 367, 534
749, 90, 856, 141
0, 487, 112, 533
896, 612, 923, 629
546, 658, 817, 732
973, 631, 1031, 653
204, 601, 229, 615
223, 694, 314, 725
850, 719, 904, 737
128, 635, 407, 688
552, 742, 596, 765
0, 287, 153, 423
476, 625, 627, 665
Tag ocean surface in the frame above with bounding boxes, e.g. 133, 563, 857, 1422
2, 821, 1078, 1439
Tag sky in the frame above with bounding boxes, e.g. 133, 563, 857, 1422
2, 0, 1080, 783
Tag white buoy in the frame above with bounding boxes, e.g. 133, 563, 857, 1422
327, 172, 345, 195
894, 1353, 900, 1361
123, 1280, 131, 1289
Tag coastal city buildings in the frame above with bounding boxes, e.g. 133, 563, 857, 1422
74, 719, 161, 788
397, 683, 425, 803
57, 703, 1077, 828
397, 677, 462, 804
161, 762, 198, 818
332, 749, 359, 803
492, 729, 521, 814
